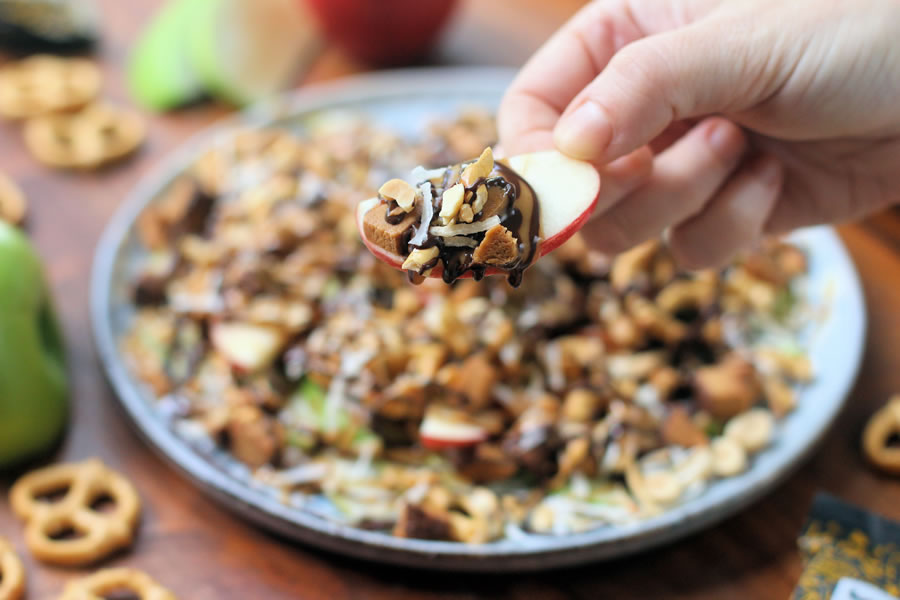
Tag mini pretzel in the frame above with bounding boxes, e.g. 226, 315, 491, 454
9, 459, 141, 566
0, 538, 25, 600
0, 55, 101, 119
24, 103, 145, 169
59, 568, 176, 600
863, 395, 900, 475
0, 174, 27, 226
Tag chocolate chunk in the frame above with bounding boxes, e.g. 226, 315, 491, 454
393, 503, 452, 540
363, 201, 421, 256
133, 274, 168, 305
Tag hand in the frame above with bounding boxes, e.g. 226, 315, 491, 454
499, 0, 900, 267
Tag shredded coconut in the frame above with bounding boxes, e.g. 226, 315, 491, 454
429, 215, 500, 237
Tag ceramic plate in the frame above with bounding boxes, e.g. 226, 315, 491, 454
91, 67, 866, 571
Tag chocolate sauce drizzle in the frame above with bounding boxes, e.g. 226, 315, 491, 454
398, 159, 542, 287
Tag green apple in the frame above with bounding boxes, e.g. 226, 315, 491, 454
0, 222, 68, 468
128, 0, 318, 110
127, 0, 209, 111
187, 0, 317, 106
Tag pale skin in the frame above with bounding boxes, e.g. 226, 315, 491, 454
499, 0, 900, 268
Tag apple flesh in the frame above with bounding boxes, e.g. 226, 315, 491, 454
210, 321, 286, 374
129, 0, 318, 110
357, 150, 600, 280
419, 406, 488, 450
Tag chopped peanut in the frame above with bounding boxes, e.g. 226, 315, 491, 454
379, 178, 417, 212
402, 246, 439, 272
439, 183, 466, 224
461, 147, 494, 187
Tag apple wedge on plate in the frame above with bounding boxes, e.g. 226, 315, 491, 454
419, 405, 489, 450
210, 321, 286, 375
357, 149, 600, 284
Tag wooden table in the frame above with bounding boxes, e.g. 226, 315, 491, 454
1, 1, 899, 598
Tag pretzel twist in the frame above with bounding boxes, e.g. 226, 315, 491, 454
24, 103, 145, 169
863, 395, 900, 475
59, 567, 176, 600
0, 55, 100, 120
0, 537, 25, 600
9, 459, 141, 566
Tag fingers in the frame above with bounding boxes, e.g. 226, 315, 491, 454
498, 2, 643, 156
595, 146, 655, 213
553, 17, 776, 163
668, 155, 784, 268
580, 118, 746, 254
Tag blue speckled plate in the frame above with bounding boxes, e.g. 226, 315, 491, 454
90, 67, 866, 571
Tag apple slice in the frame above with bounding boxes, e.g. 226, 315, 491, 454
419, 405, 489, 450
127, 0, 208, 110
210, 321, 286, 374
187, 0, 320, 106
357, 150, 600, 280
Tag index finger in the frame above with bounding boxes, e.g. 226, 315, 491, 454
498, 2, 644, 155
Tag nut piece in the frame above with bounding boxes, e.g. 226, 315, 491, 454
757, 348, 813, 382
676, 445, 714, 486
379, 178, 417, 212
459, 203, 475, 223
762, 375, 795, 417
472, 224, 518, 266
562, 388, 601, 423
656, 277, 716, 314
445, 352, 498, 409
461, 147, 494, 187
711, 437, 748, 477
643, 471, 684, 505
611, 240, 658, 292
694, 354, 761, 420
472, 184, 489, 215
625, 293, 687, 344
649, 366, 681, 399
227, 404, 282, 468
402, 246, 440, 273
439, 183, 466, 224
723, 408, 774, 453
661, 406, 708, 447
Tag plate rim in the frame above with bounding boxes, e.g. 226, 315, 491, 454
90, 66, 867, 571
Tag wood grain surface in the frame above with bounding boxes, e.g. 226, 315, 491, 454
1, 1, 899, 598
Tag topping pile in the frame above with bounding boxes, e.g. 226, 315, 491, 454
122, 111, 812, 544
361, 146, 542, 286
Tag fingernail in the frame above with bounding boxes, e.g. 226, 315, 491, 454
554, 101, 612, 160
705, 120, 743, 157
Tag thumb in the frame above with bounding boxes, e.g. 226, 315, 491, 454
553, 22, 769, 163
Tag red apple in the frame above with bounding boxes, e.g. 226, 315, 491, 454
210, 321, 286, 374
357, 150, 601, 280
419, 405, 488, 450
304, 0, 458, 65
